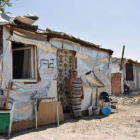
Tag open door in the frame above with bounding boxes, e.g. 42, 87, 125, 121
57, 49, 76, 112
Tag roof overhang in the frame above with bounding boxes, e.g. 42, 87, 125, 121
0, 12, 114, 55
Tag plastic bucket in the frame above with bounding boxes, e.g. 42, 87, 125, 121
93, 107, 101, 115
102, 107, 111, 115
88, 106, 93, 116
103, 102, 110, 107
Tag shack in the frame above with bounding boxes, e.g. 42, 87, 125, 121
111, 57, 140, 94
0, 12, 113, 131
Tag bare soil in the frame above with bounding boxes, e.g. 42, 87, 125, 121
1, 95, 140, 140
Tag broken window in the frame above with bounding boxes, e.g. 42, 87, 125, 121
12, 42, 37, 81
126, 63, 133, 81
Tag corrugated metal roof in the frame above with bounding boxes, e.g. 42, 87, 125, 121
112, 57, 140, 64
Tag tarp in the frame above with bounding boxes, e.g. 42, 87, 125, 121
0, 12, 13, 25
8, 88, 48, 122
0, 12, 38, 26
1, 26, 58, 122
0, 23, 112, 122
15, 15, 37, 25
81, 70, 110, 87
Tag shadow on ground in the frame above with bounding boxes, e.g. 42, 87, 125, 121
0, 113, 112, 140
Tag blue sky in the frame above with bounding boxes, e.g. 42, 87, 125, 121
6, 0, 140, 61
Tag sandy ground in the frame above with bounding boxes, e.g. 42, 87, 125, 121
1, 95, 140, 140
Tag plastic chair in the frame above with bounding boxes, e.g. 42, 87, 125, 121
0, 83, 11, 110
0, 82, 15, 137
0, 100, 15, 137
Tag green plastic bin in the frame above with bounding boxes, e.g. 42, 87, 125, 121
0, 114, 10, 131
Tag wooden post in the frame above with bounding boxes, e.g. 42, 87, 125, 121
95, 88, 98, 106
5, 82, 11, 109
75, 57, 77, 69
120, 45, 125, 71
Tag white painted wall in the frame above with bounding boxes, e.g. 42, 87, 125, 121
81, 85, 92, 111
111, 58, 140, 92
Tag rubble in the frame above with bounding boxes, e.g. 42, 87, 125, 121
116, 95, 140, 105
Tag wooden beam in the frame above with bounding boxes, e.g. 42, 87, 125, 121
0, 98, 6, 101
5, 83, 11, 109
75, 57, 77, 69
120, 45, 125, 70
31, 97, 55, 100
24, 82, 37, 84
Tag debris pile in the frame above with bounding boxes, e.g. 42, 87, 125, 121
117, 96, 140, 105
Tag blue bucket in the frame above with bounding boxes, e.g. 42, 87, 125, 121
102, 107, 111, 115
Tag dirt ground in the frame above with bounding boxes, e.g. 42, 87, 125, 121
1, 94, 140, 140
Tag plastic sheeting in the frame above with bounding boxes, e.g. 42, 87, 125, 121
81, 70, 110, 88
1, 26, 58, 122
0, 12, 38, 26
0, 25, 112, 121
3, 26, 57, 89
51, 39, 111, 109
8, 88, 48, 122
94, 70, 110, 86
81, 73, 104, 87
0, 12, 13, 25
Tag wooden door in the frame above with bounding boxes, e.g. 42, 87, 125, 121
111, 73, 121, 94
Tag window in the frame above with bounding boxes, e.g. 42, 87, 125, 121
12, 42, 37, 82
126, 63, 133, 81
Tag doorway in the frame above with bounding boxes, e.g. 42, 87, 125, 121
57, 49, 76, 112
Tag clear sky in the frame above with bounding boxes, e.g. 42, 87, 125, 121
6, 0, 140, 61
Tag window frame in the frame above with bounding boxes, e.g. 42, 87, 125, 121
126, 63, 134, 81
11, 46, 37, 82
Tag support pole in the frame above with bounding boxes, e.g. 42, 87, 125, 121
120, 45, 125, 71
120, 45, 125, 98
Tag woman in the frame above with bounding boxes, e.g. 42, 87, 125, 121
69, 70, 84, 117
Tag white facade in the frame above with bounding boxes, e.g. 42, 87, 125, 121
111, 58, 140, 93
0, 25, 112, 122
